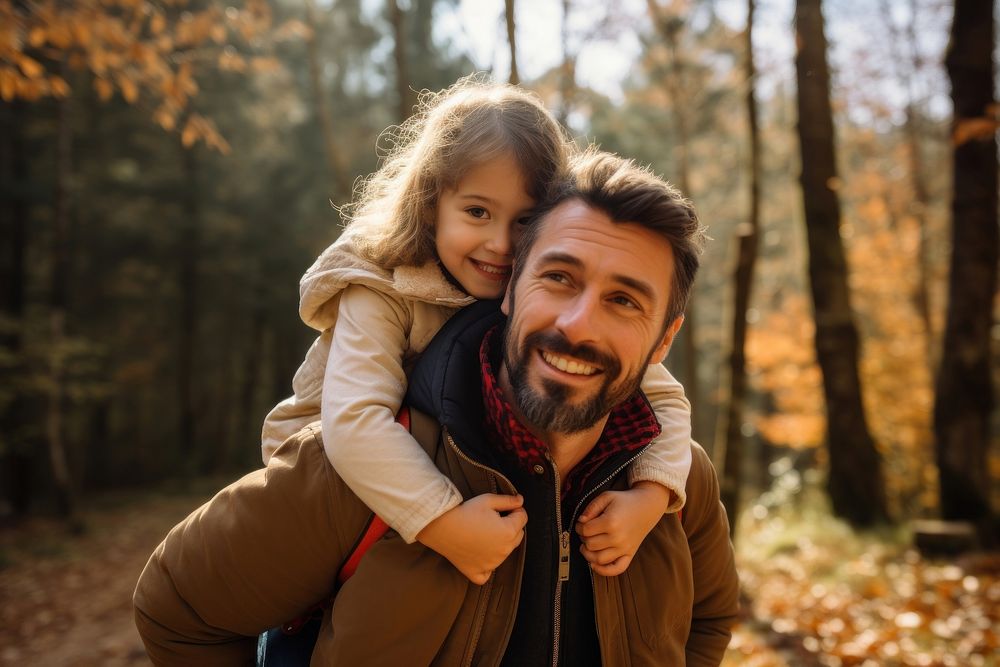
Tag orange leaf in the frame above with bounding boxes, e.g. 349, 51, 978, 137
94, 77, 114, 101
154, 106, 176, 131
150, 12, 166, 35
17, 55, 44, 79
118, 76, 138, 104
953, 117, 1000, 147
181, 120, 198, 147
28, 27, 46, 48
49, 75, 70, 97
72, 21, 91, 47
0, 69, 16, 102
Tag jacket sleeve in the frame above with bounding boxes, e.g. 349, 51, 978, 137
629, 363, 692, 512
683, 443, 740, 666
260, 331, 330, 463
322, 284, 464, 543
133, 427, 372, 666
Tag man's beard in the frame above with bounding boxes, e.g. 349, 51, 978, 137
503, 326, 646, 434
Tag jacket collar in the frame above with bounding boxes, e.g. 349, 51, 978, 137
298, 233, 474, 332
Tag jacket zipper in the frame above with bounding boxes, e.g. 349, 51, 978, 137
443, 428, 518, 667
575, 445, 650, 666
545, 453, 569, 667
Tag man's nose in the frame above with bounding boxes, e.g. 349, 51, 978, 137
555, 294, 600, 345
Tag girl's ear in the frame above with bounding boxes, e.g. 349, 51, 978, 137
649, 315, 684, 365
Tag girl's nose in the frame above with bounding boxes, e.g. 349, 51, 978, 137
484, 222, 513, 257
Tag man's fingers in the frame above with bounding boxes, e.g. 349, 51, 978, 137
503, 507, 528, 531
484, 493, 524, 512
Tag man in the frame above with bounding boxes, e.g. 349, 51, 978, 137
134, 150, 739, 666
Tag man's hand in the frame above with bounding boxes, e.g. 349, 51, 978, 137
417, 494, 527, 585
575, 481, 673, 577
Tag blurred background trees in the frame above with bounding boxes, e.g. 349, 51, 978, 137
0, 0, 996, 546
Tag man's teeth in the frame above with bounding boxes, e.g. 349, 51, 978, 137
542, 351, 597, 376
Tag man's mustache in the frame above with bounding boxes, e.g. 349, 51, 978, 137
521, 330, 621, 378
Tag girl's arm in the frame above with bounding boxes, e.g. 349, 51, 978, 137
322, 284, 463, 544
575, 363, 692, 576
629, 362, 692, 511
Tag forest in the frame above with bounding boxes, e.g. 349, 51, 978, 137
0, 0, 997, 665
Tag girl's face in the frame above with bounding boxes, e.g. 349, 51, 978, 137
435, 153, 536, 299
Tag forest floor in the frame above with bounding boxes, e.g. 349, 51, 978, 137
0, 480, 997, 667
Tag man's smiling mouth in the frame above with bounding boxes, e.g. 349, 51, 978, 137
541, 351, 599, 376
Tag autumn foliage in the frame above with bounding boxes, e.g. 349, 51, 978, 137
0, 0, 286, 151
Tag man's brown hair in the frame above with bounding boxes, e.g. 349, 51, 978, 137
513, 148, 706, 325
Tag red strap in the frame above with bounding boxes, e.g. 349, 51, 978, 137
281, 408, 410, 635
336, 515, 390, 584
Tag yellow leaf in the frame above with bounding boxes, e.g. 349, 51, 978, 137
94, 77, 114, 101
211, 23, 226, 44
17, 55, 44, 79
28, 27, 46, 47
49, 75, 70, 97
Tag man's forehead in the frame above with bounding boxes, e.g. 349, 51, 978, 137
532, 199, 673, 265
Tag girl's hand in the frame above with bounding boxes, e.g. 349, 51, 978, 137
417, 494, 527, 585
575, 481, 673, 577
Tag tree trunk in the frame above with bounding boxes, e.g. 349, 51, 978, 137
794, 0, 887, 526
390, 0, 414, 122
303, 0, 350, 197
177, 140, 200, 471
0, 100, 35, 516
647, 0, 701, 439
505, 0, 519, 85
48, 76, 76, 519
717, 0, 761, 537
935, 0, 997, 536
557, 0, 575, 126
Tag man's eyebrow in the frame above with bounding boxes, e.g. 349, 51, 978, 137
536, 251, 657, 303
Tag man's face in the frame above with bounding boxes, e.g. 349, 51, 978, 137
500, 199, 683, 434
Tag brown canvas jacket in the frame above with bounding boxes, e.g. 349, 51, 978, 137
134, 411, 739, 666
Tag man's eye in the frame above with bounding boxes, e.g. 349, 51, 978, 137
543, 272, 569, 284
611, 295, 639, 309
466, 207, 488, 219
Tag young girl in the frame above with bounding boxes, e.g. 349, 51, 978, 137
262, 78, 693, 583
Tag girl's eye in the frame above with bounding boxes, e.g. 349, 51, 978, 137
515, 215, 532, 226
466, 207, 489, 219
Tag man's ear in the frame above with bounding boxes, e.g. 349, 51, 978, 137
649, 315, 684, 365
501, 280, 512, 315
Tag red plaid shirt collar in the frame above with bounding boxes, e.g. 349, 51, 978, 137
478, 326, 661, 500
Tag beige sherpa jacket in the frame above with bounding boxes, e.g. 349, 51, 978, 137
262, 233, 693, 543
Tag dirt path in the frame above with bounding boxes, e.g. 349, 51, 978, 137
0, 485, 217, 667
